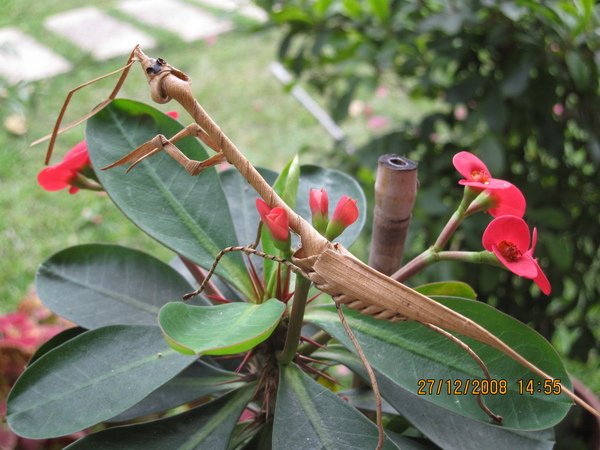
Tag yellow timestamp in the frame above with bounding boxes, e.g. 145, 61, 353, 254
517, 379, 562, 395
416, 378, 563, 396
417, 378, 508, 396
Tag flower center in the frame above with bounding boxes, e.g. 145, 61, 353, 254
497, 240, 521, 262
470, 169, 489, 183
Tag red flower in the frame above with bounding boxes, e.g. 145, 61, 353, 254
256, 198, 290, 249
486, 183, 526, 217
326, 195, 359, 240
37, 140, 90, 194
309, 188, 329, 234
453, 151, 511, 190
166, 110, 179, 119
482, 215, 551, 294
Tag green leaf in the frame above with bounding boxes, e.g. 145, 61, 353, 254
273, 364, 399, 449
368, 0, 390, 21
110, 360, 246, 422
415, 281, 477, 299
65, 385, 254, 450
28, 327, 86, 365
7, 325, 196, 438
36, 244, 200, 329
275, 155, 301, 208
158, 299, 286, 355
317, 346, 555, 450
86, 100, 253, 299
566, 50, 591, 90
305, 297, 572, 430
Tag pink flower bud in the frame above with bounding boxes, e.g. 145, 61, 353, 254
256, 199, 290, 249
309, 188, 329, 234
326, 195, 359, 240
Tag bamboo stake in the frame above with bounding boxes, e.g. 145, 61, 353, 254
368, 155, 418, 275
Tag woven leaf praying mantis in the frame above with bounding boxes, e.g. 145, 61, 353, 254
35, 45, 600, 422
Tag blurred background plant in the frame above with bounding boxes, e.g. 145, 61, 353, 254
255, 0, 600, 393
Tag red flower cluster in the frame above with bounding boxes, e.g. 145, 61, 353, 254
453, 151, 550, 295
309, 189, 359, 240
37, 141, 90, 194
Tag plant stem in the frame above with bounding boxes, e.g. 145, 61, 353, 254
432, 186, 478, 251
394, 249, 502, 282
297, 330, 332, 356
277, 276, 312, 365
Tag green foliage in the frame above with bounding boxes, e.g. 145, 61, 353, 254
6, 100, 580, 448
257, 0, 600, 362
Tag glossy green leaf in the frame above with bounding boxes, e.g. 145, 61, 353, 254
86, 100, 253, 298
317, 346, 555, 450
65, 385, 254, 450
305, 297, 572, 429
28, 326, 86, 365
110, 360, 246, 422
415, 281, 477, 299
7, 325, 196, 438
37, 244, 201, 329
159, 299, 285, 355
273, 364, 399, 449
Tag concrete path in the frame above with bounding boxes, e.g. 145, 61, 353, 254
0, 28, 71, 83
119, 0, 233, 42
0, 1, 266, 84
45, 7, 157, 60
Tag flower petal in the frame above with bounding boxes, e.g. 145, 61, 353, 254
482, 215, 531, 253
452, 151, 490, 180
62, 141, 90, 170
37, 166, 75, 191
488, 183, 526, 217
532, 259, 551, 295
492, 246, 539, 278
459, 178, 512, 190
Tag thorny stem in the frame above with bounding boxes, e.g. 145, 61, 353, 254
277, 276, 312, 365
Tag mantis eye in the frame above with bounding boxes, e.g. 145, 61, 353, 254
146, 58, 167, 75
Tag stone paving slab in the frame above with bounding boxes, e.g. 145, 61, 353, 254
119, 0, 233, 42
45, 7, 156, 60
0, 28, 72, 84
194, 0, 267, 22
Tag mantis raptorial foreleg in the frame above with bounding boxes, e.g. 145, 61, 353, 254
102, 123, 226, 175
